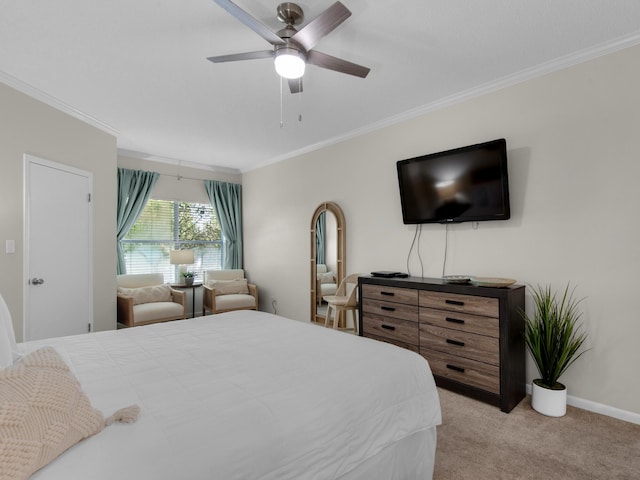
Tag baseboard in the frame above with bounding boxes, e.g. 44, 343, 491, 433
526, 383, 640, 425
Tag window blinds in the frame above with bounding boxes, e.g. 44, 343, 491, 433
122, 200, 222, 283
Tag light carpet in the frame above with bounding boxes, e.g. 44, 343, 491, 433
434, 387, 640, 479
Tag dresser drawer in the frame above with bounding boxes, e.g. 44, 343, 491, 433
419, 291, 499, 318
420, 324, 499, 366
364, 333, 419, 353
421, 349, 500, 394
362, 284, 418, 305
362, 313, 419, 347
420, 309, 499, 338
363, 298, 419, 322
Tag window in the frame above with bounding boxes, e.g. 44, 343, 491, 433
122, 199, 222, 283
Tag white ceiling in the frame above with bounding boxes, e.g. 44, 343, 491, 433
2, 1, 640, 172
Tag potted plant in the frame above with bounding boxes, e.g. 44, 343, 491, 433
522, 284, 589, 417
182, 271, 195, 286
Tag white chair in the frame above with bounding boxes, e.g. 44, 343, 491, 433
316, 264, 337, 306
324, 273, 359, 334
116, 273, 186, 327
202, 269, 258, 315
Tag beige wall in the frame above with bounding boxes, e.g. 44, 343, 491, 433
243, 44, 640, 415
0, 82, 117, 340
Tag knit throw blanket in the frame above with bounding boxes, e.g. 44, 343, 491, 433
0, 347, 139, 480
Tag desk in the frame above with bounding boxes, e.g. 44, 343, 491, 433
170, 282, 202, 318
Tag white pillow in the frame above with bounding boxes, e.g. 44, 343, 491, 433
117, 285, 172, 305
0, 293, 18, 368
207, 279, 249, 296
318, 272, 335, 284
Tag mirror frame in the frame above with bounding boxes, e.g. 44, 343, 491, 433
310, 202, 346, 323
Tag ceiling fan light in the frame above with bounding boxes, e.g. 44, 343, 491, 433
274, 48, 306, 79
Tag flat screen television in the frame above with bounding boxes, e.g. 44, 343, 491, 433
397, 138, 510, 224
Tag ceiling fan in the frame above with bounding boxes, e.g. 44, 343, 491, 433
207, 0, 370, 94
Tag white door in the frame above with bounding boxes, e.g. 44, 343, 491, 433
25, 155, 93, 341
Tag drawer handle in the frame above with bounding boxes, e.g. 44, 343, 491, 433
380, 291, 395, 297
381, 324, 396, 331
380, 306, 396, 312
445, 317, 465, 324
445, 299, 465, 306
446, 339, 465, 347
446, 364, 465, 373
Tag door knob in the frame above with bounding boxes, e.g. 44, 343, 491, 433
31, 278, 45, 285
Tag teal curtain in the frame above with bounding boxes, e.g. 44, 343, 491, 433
205, 180, 243, 269
116, 168, 159, 274
316, 212, 325, 265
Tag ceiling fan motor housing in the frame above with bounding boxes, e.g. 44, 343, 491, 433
277, 2, 304, 25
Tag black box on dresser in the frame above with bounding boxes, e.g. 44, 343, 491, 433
358, 276, 526, 413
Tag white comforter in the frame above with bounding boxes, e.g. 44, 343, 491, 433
21, 311, 441, 480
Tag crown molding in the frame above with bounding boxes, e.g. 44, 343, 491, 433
4, 29, 640, 174
248, 31, 640, 172
0, 70, 120, 137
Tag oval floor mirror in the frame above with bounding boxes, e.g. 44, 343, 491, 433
310, 202, 346, 324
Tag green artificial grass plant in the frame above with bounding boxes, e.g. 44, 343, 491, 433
522, 284, 589, 390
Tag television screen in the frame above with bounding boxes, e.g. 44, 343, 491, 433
397, 138, 510, 224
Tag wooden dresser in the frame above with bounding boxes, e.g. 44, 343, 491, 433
359, 276, 525, 412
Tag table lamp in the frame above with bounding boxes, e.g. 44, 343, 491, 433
170, 249, 194, 284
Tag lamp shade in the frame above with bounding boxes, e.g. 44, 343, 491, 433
170, 249, 194, 265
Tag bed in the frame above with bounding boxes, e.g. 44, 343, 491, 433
6, 310, 441, 480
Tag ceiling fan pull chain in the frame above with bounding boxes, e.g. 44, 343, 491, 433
298, 79, 303, 122
280, 76, 284, 128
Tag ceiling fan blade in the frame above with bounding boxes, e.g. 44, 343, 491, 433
307, 50, 370, 78
213, 0, 284, 46
207, 50, 274, 63
290, 1, 351, 51
288, 78, 303, 94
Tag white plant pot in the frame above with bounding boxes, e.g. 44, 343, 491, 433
531, 380, 567, 417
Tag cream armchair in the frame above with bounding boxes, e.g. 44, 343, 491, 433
117, 273, 186, 327
202, 269, 258, 315
316, 264, 337, 306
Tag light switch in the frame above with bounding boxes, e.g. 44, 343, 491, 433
6, 240, 15, 254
